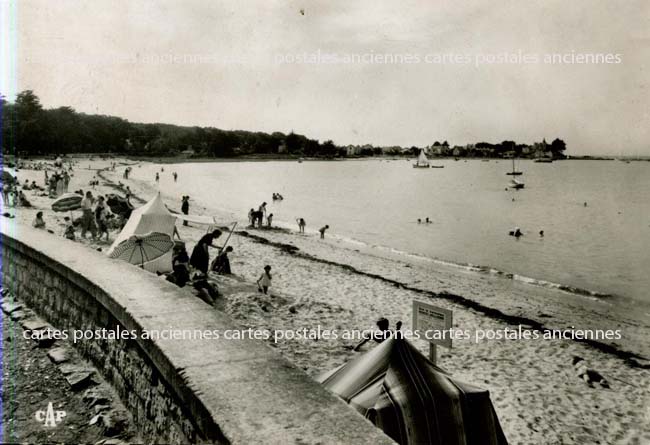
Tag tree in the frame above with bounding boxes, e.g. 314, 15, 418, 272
14, 90, 46, 154
550, 138, 567, 158
321, 140, 337, 157
285, 132, 302, 154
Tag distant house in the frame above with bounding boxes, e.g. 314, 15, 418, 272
278, 143, 288, 154
531, 141, 551, 158
346, 145, 361, 156
181, 147, 195, 156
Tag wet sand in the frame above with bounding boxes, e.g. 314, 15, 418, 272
6, 157, 650, 445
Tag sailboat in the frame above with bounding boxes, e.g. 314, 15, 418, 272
506, 157, 522, 175
413, 150, 430, 168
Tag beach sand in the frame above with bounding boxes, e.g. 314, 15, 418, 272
6, 157, 650, 445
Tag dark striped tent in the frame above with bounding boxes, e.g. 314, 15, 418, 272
319, 338, 508, 445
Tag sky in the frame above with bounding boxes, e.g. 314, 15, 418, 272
2, 0, 649, 155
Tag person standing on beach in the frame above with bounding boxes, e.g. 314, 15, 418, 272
81, 191, 97, 239
2, 183, 9, 206
95, 196, 110, 241
48, 174, 57, 197
258, 202, 267, 227
267, 213, 273, 228
63, 171, 70, 193
296, 218, 306, 233
173, 172, 178, 182
181, 195, 190, 226
248, 208, 255, 226
56, 173, 65, 196
319, 225, 329, 239
155, 172, 159, 183
189, 229, 222, 275
256, 265, 272, 294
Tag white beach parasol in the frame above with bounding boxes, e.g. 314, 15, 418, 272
108, 231, 174, 268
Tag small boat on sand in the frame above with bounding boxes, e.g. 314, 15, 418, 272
508, 178, 525, 189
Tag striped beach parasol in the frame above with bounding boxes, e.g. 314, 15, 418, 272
108, 231, 174, 268
51, 193, 83, 212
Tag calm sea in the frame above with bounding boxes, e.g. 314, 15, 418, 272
133, 159, 650, 309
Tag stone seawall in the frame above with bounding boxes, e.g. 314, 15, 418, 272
0, 223, 393, 444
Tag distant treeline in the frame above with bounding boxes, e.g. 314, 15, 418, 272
1, 90, 567, 159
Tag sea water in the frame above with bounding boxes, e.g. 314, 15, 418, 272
132, 158, 650, 317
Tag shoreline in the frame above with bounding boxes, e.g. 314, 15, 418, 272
235, 229, 649, 369
8, 158, 650, 361
13, 153, 650, 166
6, 157, 650, 444
93, 161, 649, 364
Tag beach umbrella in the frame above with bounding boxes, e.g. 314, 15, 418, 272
319, 338, 508, 445
106, 193, 134, 219
1, 170, 15, 185
108, 231, 174, 268
51, 193, 83, 212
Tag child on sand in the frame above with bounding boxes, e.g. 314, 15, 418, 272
319, 225, 329, 239
296, 218, 306, 233
256, 265, 272, 294
32, 211, 46, 229
63, 217, 75, 240
181, 196, 190, 226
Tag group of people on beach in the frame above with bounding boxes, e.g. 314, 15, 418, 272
508, 227, 546, 238
2, 182, 32, 208
78, 191, 114, 241
45, 170, 71, 197
248, 202, 273, 228
164, 227, 238, 303
153, 167, 178, 184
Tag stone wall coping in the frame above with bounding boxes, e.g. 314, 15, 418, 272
1, 222, 394, 444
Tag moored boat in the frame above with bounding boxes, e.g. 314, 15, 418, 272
413, 150, 430, 168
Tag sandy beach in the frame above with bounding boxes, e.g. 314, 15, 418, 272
5, 156, 650, 445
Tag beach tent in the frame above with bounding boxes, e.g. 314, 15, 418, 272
107, 193, 177, 273
319, 337, 508, 445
